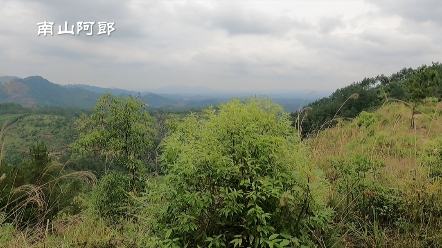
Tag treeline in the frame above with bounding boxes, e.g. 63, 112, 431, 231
0, 103, 92, 119
293, 62, 442, 137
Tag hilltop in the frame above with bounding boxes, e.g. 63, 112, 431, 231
0, 76, 99, 108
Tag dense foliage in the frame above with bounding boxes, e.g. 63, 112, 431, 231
147, 98, 332, 247
405, 65, 440, 128
72, 93, 156, 188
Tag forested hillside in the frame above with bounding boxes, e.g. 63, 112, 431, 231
1, 63, 442, 247
293, 62, 442, 137
0, 103, 91, 164
0, 76, 99, 108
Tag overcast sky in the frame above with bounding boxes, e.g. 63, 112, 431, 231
0, 0, 441, 92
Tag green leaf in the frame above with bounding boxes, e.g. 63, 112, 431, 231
269, 234, 279, 240
165, 229, 172, 239
279, 239, 290, 247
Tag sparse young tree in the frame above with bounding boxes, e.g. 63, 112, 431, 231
72, 93, 156, 189
406, 65, 440, 128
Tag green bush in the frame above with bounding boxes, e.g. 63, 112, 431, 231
329, 154, 404, 224
422, 137, 442, 178
92, 171, 133, 222
146, 97, 333, 247
355, 111, 379, 128
0, 212, 14, 244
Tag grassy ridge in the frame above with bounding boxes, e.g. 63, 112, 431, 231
308, 100, 442, 247
294, 62, 442, 137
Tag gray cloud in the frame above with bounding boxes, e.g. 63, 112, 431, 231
175, 1, 311, 36
318, 16, 346, 34
0, 0, 441, 92
367, 0, 442, 25
209, 8, 295, 36
299, 28, 437, 67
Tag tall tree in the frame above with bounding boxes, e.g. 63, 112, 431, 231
406, 65, 440, 128
72, 93, 156, 188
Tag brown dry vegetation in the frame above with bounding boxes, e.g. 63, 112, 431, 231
308, 100, 442, 247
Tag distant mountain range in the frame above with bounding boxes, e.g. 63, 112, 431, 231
64, 84, 136, 96
0, 76, 98, 108
0, 75, 327, 111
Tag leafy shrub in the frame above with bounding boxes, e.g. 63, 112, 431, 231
423, 97, 439, 104
92, 171, 133, 222
355, 111, 379, 128
329, 154, 403, 223
362, 186, 403, 223
0, 212, 14, 244
147, 97, 333, 247
422, 137, 442, 178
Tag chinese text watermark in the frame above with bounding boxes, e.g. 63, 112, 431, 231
37, 21, 115, 36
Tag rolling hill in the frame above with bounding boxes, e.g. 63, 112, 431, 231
0, 76, 179, 109
0, 75, 318, 111
0, 76, 99, 108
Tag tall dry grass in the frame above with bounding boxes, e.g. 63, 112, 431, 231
0, 120, 98, 247
304, 99, 442, 247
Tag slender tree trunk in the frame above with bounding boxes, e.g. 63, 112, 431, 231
411, 103, 417, 129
